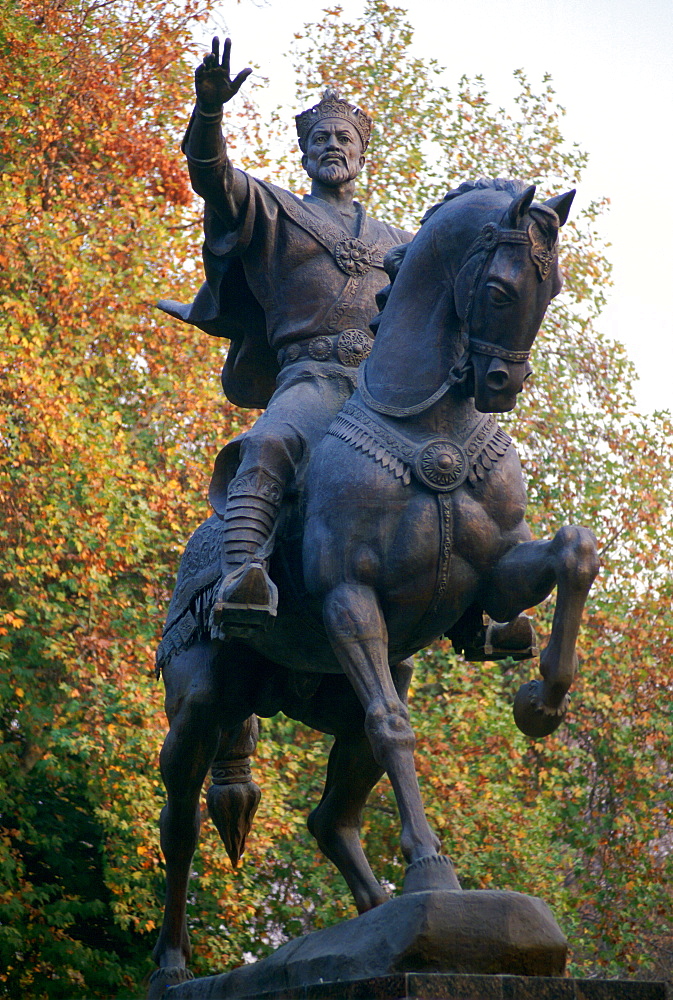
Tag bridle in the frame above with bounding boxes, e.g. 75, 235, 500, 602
360, 218, 554, 419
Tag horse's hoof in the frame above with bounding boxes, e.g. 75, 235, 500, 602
147, 966, 194, 999
403, 854, 461, 893
513, 679, 568, 738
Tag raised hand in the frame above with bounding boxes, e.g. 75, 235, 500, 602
195, 37, 252, 112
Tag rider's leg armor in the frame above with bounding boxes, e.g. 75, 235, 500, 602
211, 467, 283, 636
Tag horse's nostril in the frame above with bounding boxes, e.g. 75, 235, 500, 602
485, 370, 509, 391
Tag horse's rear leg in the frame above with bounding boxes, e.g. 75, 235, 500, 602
152, 642, 225, 974
207, 715, 261, 868
323, 585, 457, 889
308, 657, 414, 913
483, 525, 599, 737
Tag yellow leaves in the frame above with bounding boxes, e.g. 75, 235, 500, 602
3, 609, 27, 629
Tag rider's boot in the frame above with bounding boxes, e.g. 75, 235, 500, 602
210, 468, 283, 638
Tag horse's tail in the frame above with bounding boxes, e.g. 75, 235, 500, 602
207, 714, 261, 868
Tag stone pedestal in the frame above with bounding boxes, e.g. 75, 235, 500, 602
245, 974, 669, 999
159, 890, 569, 999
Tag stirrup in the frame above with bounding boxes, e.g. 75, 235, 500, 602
210, 561, 278, 638
460, 614, 538, 662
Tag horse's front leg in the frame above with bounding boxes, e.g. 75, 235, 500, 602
482, 525, 599, 738
323, 583, 459, 891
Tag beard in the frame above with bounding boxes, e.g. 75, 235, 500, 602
316, 159, 353, 185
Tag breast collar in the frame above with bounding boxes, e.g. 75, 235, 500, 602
327, 399, 512, 493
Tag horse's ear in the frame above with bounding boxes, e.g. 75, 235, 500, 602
544, 189, 576, 226
507, 184, 536, 226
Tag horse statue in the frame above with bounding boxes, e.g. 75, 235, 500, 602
151, 178, 599, 980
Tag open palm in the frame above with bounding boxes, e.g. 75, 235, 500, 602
195, 37, 252, 111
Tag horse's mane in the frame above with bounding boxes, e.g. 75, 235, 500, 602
373, 177, 529, 324
419, 176, 528, 227
380, 177, 529, 288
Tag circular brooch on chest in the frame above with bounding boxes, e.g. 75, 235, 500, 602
334, 238, 373, 276
414, 439, 468, 492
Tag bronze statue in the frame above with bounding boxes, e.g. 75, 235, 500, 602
151, 39, 599, 993
159, 38, 411, 634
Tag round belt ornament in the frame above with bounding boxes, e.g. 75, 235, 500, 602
334, 237, 373, 276
307, 336, 333, 361
337, 328, 373, 367
284, 343, 301, 362
415, 439, 468, 492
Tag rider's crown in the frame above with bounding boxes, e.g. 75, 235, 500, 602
295, 88, 372, 153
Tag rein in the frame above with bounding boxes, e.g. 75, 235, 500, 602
358, 362, 463, 418
360, 220, 534, 419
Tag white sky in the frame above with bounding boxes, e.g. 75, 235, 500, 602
201, 0, 673, 415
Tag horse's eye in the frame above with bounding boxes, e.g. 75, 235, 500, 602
487, 282, 514, 306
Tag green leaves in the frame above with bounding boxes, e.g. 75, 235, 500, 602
1, 0, 671, 992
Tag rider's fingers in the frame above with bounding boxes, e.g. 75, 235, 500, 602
231, 67, 252, 94
222, 36, 231, 74
212, 35, 220, 64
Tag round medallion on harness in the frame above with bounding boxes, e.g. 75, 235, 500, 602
337, 329, 373, 367
334, 238, 373, 276
307, 336, 333, 361
415, 439, 468, 492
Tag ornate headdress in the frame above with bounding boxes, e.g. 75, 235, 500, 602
295, 88, 372, 153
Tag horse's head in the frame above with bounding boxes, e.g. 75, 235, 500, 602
365, 178, 574, 418
439, 179, 574, 413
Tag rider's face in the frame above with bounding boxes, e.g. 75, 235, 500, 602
302, 119, 365, 186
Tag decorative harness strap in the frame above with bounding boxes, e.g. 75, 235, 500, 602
327, 400, 511, 634
327, 400, 511, 492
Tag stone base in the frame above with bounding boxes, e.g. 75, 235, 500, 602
253, 974, 670, 999
161, 971, 673, 1000
163, 890, 568, 998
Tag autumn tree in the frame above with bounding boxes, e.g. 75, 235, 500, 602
1, 0, 672, 996
0, 0, 242, 994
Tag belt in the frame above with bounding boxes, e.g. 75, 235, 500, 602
277, 329, 373, 369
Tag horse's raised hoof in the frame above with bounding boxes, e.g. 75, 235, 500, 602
403, 854, 461, 894
147, 966, 194, 1000
513, 679, 568, 738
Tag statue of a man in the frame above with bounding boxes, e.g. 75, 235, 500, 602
160, 38, 411, 635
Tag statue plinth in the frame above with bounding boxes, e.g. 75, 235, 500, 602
170, 973, 672, 999
156, 889, 569, 998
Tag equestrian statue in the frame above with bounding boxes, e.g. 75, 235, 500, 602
150, 37, 599, 989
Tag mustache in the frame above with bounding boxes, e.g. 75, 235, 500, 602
320, 152, 347, 165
